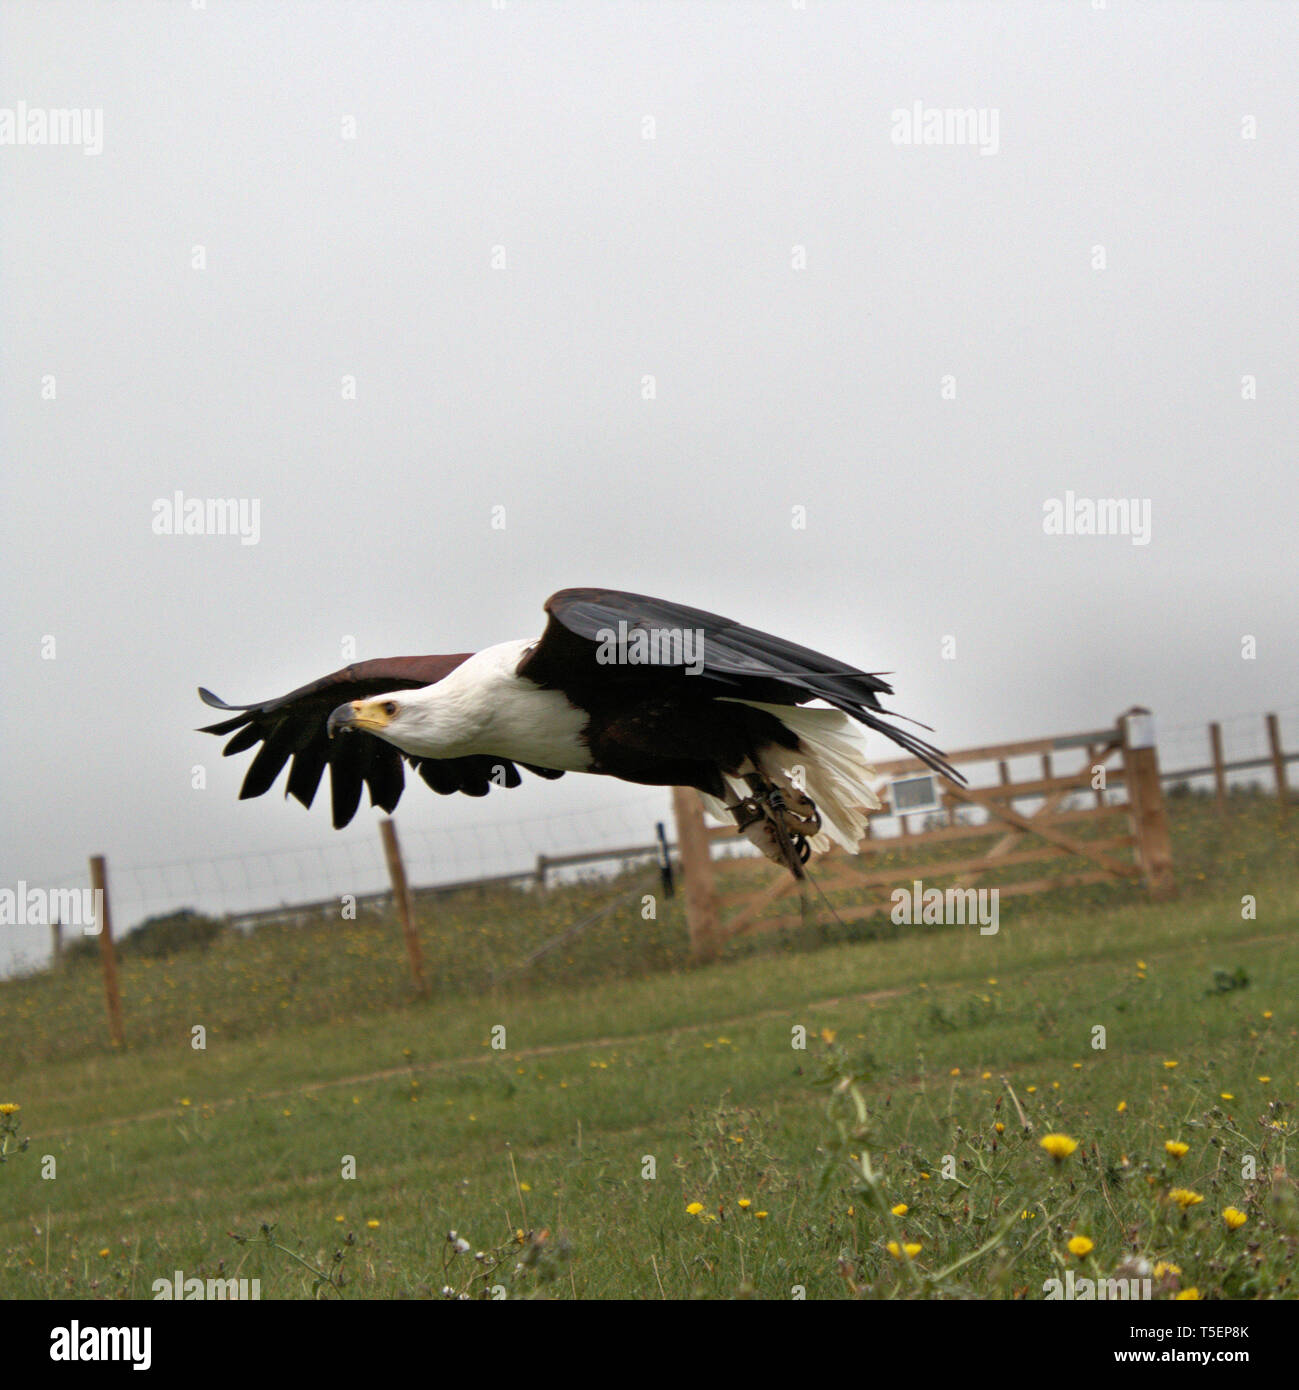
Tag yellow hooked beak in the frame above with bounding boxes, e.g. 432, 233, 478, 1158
326, 699, 395, 739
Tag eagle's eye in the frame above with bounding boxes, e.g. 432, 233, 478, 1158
382, 701, 398, 717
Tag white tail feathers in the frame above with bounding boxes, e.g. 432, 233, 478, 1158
699, 700, 881, 859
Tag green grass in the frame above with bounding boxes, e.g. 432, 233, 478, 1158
1, 794, 1296, 1299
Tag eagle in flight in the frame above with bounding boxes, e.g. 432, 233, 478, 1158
199, 588, 957, 877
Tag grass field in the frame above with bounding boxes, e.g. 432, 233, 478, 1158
2, 793, 1296, 1300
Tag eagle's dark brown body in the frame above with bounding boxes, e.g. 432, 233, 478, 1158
578, 695, 799, 799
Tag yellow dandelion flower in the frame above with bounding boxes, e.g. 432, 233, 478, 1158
1262, 1011, 1273, 1020
1163, 1060, 1178, 1069
1164, 1140, 1190, 1159
1176, 1288, 1200, 1301
820, 1028, 836, 1044
1072, 1062, 1083, 1070
335, 1214, 345, 1223
1137, 960, 1147, 970
886, 1241, 922, 1259
1026, 1085, 1037, 1094
738, 1198, 751, 1209
1169, 1188, 1204, 1209
686, 1202, 703, 1215
1067, 1236, 1094, 1257
1220, 1093, 1234, 1101
1040, 1133, 1079, 1160
755, 1210, 769, 1219
1153, 1262, 1181, 1279
994, 1122, 1005, 1133
950, 1067, 960, 1076
891, 1203, 908, 1217
1258, 1076, 1271, 1084
98, 1248, 110, 1258
0, 1103, 21, 1115
366, 1219, 380, 1229
1116, 1100, 1127, 1113
981, 1071, 992, 1080
1222, 1207, 1247, 1230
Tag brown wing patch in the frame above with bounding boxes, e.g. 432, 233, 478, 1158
199, 654, 469, 827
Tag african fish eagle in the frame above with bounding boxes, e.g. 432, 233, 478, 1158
198, 588, 958, 876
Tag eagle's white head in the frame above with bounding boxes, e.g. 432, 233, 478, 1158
324, 649, 506, 758
326, 689, 474, 758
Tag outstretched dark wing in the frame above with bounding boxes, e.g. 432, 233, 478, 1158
198, 654, 563, 829
520, 588, 962, 782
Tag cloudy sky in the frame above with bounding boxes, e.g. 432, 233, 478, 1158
3, 1, 1295, 969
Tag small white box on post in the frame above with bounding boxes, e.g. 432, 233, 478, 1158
1124, 711, 1157, 751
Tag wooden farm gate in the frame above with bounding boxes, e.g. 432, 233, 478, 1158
671, 709, 1175, 962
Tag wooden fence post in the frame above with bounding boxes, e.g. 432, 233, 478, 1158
88, 855, 125, 1048
1087, 744, 1107, 808
671, 787, 719, 963
1209, 721, 1228, 817
380, 819, 428, 997
1120, 710, 1175, 899
1265, 714, 1289, 820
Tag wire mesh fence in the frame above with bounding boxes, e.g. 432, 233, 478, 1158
2, 789, 674, 977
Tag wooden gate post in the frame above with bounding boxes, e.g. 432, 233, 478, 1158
671, 787, 719, 963
380, 818, 428, 997
88, 855, 126, 1048
1120, 709, 1175, 899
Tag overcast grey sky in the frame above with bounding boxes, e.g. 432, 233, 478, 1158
3, 1, 1296, 968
